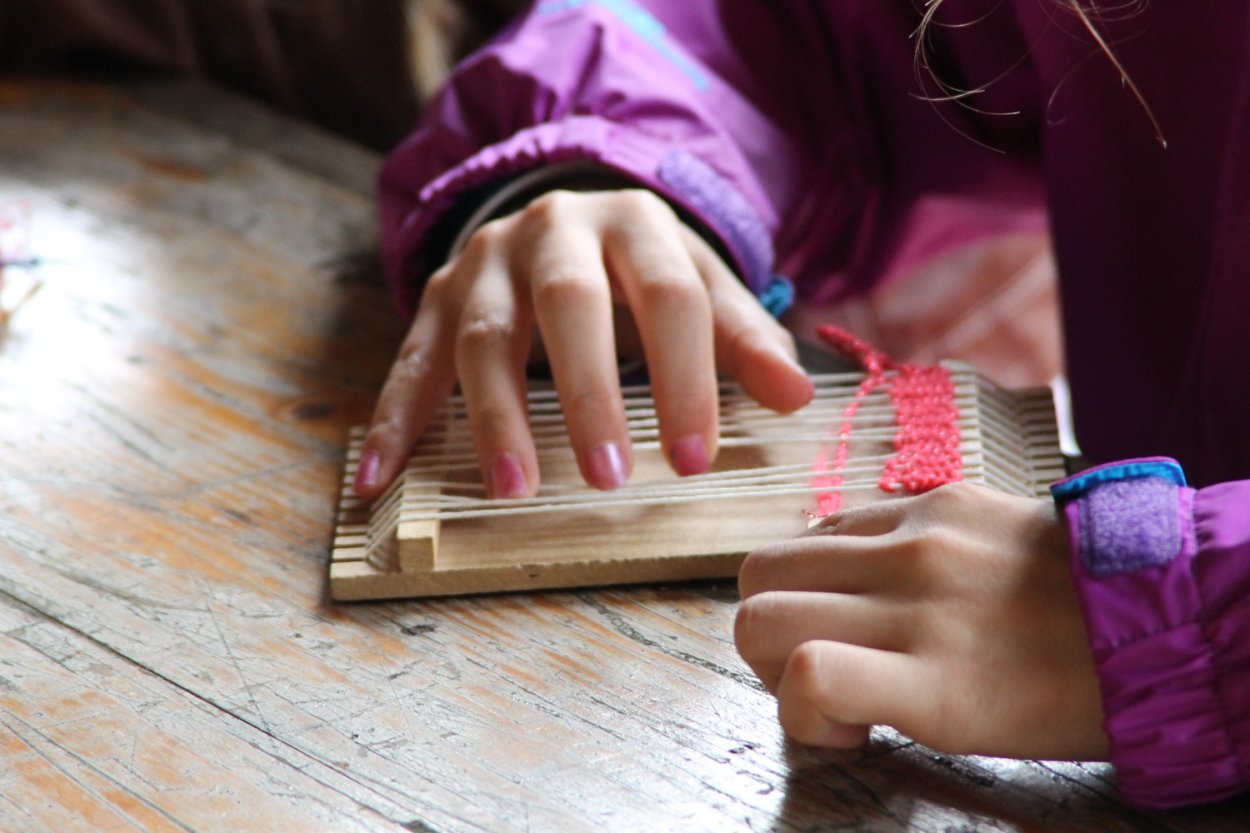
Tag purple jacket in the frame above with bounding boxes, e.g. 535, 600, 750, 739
379, 0, 1250, 807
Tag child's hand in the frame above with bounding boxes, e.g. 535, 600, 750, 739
355, 189, 813, 499
735, 482, 1109, 761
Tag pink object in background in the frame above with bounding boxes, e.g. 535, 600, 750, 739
0, 199, 42, 325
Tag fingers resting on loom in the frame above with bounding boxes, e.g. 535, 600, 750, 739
354, 188, 813, 499
735, 482, 1109, 761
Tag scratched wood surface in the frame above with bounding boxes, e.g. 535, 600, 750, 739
0, 79, 1245, 833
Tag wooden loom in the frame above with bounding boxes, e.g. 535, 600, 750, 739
329, 364, 1065, 601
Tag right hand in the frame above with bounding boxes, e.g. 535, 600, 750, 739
735, 484, 1107, 761
353, 188, 813, 500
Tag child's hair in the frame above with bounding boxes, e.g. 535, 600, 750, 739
404, 0, 529, 103
915, 0, 1165, 146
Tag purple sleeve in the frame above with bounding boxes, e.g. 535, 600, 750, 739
1052, 459, 1250, 808
377, 0, 815, 315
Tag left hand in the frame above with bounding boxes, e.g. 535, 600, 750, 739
353, 189, 811, 500
734, 482, 1108, 760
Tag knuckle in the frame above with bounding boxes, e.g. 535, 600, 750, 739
919, 526, 969, 562
893, 526, 963, 570
391, 343, 433, 383
924, 521, 965, 549
421, 268, 454, 305
732, 598, 760, 653
936, 480, 976, 498
882, 531, 933, 577
612, 188, 671, 219
519, 189, 579, 228
737, 546, 779, 598
918, 480, 976, 510
732, 591, 768, 640
633, 270, 705, 312
733, 592, 783, 662
784, 641, 826, 688
456, 313, 516, 353
892, 529, 933, 559
461, 219, 508, 257
533, 270, 606, 309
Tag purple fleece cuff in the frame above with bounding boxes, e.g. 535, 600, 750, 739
1053, 459, 1185, 578
1052, 458, 1248, 808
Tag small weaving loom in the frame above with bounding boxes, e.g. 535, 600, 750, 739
329, 356, 1064, 601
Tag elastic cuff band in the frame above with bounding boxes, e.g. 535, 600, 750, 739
1051, 457, 1186, 503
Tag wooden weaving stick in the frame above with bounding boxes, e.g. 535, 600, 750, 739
329, 364, 1064, 601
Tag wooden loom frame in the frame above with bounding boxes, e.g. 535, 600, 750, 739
329, 365, 1065, 601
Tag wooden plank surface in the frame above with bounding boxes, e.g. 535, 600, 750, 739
0, 78, 1246, 832
0, 595, 413, 833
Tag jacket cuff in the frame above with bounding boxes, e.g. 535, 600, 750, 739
1052, 458, 1248, 808
380, 115, 787, 316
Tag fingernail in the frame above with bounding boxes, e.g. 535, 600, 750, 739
489, 452, 528, 499
586, 441, 628, 490
669, 433, 709, 476
354, 450, 380, 493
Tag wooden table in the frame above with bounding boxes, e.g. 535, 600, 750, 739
0, 79, 1245, 833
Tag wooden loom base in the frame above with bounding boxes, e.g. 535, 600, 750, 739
330, 444, 817, 601
328, 369, 1064, 601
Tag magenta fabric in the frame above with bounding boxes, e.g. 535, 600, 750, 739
378, 1, 1250, 806
1057, 462, 1250, 808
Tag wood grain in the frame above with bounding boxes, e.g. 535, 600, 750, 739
0, 595, 411, 833
0, 79, 1245, 832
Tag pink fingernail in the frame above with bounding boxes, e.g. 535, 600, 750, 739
489, 452, 528, 499
586, 441, 628, 490
354, 450, 380, 493
669, 433, 709, 476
